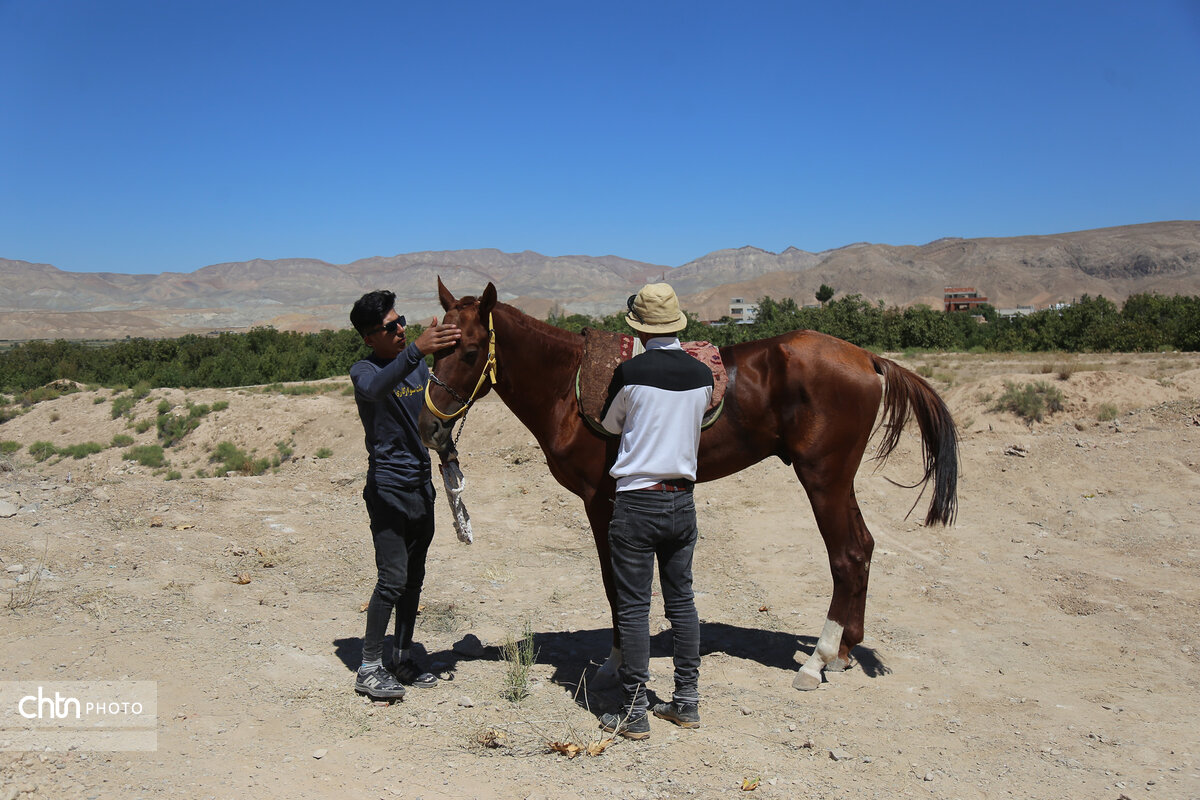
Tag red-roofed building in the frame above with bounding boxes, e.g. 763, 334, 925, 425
943, 287, 989, 313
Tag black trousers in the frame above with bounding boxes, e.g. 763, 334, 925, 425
361, 482, 435, 664
608, 488, 701, 713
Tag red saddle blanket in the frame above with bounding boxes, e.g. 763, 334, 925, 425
575, 329, 728, 433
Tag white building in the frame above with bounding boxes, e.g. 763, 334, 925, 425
729, 297, 759, 324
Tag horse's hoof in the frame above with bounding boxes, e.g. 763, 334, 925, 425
825, 656, 851, 673
791, 668, 822, 691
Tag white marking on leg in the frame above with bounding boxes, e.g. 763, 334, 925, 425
594, 646, 622, 688
794, 618, 843, 691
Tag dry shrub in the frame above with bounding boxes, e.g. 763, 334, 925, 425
990, 381, 1064, 424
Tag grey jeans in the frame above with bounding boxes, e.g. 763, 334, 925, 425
608, 488, 701, 715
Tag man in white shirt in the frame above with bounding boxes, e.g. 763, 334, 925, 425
597, 283, 714, 740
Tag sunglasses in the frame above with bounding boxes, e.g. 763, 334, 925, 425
626, 294, 645, 324
369, 315, 405, 336
628, 293, 657, 326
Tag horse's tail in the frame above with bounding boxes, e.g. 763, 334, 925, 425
870, 356, 959, 526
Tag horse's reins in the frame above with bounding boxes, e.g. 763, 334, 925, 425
423, 312, 497, 444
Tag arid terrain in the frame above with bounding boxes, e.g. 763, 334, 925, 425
1, 351, 1199, 799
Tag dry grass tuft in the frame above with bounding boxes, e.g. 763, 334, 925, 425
71, 587, 115, 619
500, 618, 537, 703
419, 600, 467, 633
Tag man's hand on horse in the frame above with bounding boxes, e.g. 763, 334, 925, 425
414, 317, 461, 355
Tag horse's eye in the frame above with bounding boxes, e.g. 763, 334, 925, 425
462, 349, 479, 365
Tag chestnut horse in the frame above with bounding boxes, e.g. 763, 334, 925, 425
419, 279, 958, 691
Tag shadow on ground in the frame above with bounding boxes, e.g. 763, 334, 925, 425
333, 620, 887, 707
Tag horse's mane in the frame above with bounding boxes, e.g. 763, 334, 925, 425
492, 301, 583, 351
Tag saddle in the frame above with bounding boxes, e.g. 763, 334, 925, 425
575, 329, 727, 435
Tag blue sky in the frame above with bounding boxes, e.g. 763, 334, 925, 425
2, 1, 1198, 275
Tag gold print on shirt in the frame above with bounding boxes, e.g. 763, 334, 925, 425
393, 384, 424, 399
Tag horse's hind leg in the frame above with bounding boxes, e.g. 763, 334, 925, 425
793, 466, 874, 691
582, 490, 624, 686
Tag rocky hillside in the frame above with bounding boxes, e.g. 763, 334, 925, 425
681, 221, 1200, 319
2, 221, 1198, 339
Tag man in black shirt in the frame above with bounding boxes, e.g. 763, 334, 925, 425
349, 290, 460, 699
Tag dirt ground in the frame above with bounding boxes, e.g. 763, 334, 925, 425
1, 351, 1198, 799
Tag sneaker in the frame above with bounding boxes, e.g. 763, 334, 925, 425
391, 658, 438, 688
355, 666, 406, 699
652, 700, 700, 728
598, 711, 651, 740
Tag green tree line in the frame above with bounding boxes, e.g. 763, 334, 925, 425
0, 326, 377, 393
550, 292, 1200, 353
2, 293, 1197, 394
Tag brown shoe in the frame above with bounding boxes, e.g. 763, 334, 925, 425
598, 711, 650, 740
652, 701, 700, 728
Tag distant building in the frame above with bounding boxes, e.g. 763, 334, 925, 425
943, 287, 989, 313
996, 305, 1036, 319
729, 297, 759, 324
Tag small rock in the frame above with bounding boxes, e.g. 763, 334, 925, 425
739, 706, 753, 716
312, 748, 327, 759
5, 564, 24, 573
457, 696, 474, 708
0, 500, 18, 518
923, 771, 934, 781
830, 749, 851, 761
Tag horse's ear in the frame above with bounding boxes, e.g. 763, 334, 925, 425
480, 283, 497, 315
437, 276, 455, 312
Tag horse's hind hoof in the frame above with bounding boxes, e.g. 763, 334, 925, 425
592, 662, 621, 690
592, 670, 619, 690
791, 668, 822, 691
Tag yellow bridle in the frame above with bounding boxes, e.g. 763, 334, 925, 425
423, 312, 498, 422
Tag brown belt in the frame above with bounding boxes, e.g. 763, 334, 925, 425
636, 480, 693, 492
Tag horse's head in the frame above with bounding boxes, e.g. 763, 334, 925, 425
418, 277, 498, 455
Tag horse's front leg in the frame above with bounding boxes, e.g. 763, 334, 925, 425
582, 491, 623, 686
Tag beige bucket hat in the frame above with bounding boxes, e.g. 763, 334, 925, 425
626, 283, 687, 334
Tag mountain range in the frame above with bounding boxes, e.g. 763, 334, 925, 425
2, 220, 1198, 340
